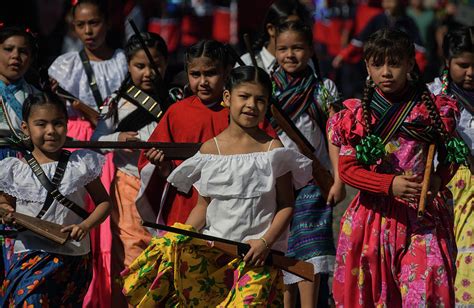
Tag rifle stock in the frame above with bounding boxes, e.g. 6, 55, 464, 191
0, 208, 69, 245
270, 105, 334, 199
418, 144, 436, 217
211, 241, 314, 282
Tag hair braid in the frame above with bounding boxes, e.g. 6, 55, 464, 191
361, 78, 375, 135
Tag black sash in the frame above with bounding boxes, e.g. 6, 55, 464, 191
119, 84, 164, 121
25, 151, 90, 220
116, 107, 156, 132
79, 49, 103, 108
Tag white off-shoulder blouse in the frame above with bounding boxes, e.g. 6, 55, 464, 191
0, 150, 105, 256
167, 147, 313, 252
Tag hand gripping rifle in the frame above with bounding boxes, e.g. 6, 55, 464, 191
142, 221, 315, 282
56, 86, 100, 127
0, 207, 69, 245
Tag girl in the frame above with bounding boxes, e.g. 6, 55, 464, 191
91, 31, 168, 306
272, 20, 344, 307
330, 28, 463, 306
0, 25, 39, 287
48, 1, 127, 304
136, 40, 233, 227
240, 0, 311, 74
0, 92, 111, 307
428, 26, 473, 305
122, 65, 312, 307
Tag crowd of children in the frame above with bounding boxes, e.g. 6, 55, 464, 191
0, 0, 472, 307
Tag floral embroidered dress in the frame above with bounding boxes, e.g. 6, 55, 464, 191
0, 150, 105, 307
429, 78, 474, 305
122, 146, 312, 307
328, 88, 459, 307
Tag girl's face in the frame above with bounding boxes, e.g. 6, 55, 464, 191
128, 47, 167, 93
275, 30, 313, 74
21, 104, 68, 156
73, 3, 107, 51
223, 82, 269, 128
0, 35, 32, 84
366, 56, 414, 94
187, 56, 227, 103
448, 52, 474, 91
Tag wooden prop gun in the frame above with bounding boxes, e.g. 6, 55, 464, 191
270, 103, 334, 199
56, 86, 100, 128
142, 221, 315, 282
0, 208, 69, 245
62, 141, 201, 160
418, 144, 436, 217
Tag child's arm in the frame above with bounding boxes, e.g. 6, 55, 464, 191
185, 194, 210, 231
144, 148, 173, 177
0, 192, 15, 224
244, 170, 294, 267
61, 177, 111, 241
326, 142, 346, 206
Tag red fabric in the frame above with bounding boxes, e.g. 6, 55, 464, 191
339, 155, 396, 195
148, 18, 181, 52
213, 7, 231, 43
314, 19, 353, 57
353, 4, 383, 35
138, 96, 229, 225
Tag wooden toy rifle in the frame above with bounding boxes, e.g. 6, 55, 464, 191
56, 86, 100, 128
418, 143, 436, 217
0, 208, 69, 245
142, 220, 315, 282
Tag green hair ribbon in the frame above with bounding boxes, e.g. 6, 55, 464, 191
445, 137, 469, 165
356, 134, 386, 165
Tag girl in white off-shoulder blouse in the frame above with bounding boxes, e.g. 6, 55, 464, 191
121, 66, 312, 307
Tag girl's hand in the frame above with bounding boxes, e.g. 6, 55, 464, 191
0, 203, 15, 225
391, 175, 422, 202
327, 181, 346, 206
145, 148, 165, 165
244, 238, 270, 267
118, 131, 139, 142
61, 223, 90, 241
332, 55, 344, 69
426, 174, 442, 206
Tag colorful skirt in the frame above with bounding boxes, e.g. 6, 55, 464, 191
332, 191, 456, 307
122, 223, 284, 307
284, 183, 335, 284
448, 165, 474, 305
0, 251, 92, 307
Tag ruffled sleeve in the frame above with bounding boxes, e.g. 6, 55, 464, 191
327, 99, 372, 148
0, 150, 105, 202
166, 152, 206, 194
434, 94, 459, 134
268, 148, 313, 190
48, 52, 82, 96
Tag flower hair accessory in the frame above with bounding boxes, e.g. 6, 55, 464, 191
71, 0, 79, 6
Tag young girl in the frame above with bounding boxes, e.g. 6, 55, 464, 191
48, 1, 127, 304
272, 20, 344, 307
240, 0, 311, 74
330, 28, 463, 306
122, 65, 312, 307
0, 92, 111, 307
91, 31, 168, 305
136, 40, 233, 227
428, 26, 473, 305
0, 25, 39, 287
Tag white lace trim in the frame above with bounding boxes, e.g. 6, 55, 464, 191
283, 255, 335, 285
0, 150, 105, 202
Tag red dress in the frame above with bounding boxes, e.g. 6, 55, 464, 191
328, 90, 459, 307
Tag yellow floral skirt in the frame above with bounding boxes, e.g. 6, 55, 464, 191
121, 223, 283, 307
448, 166, 474, 304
